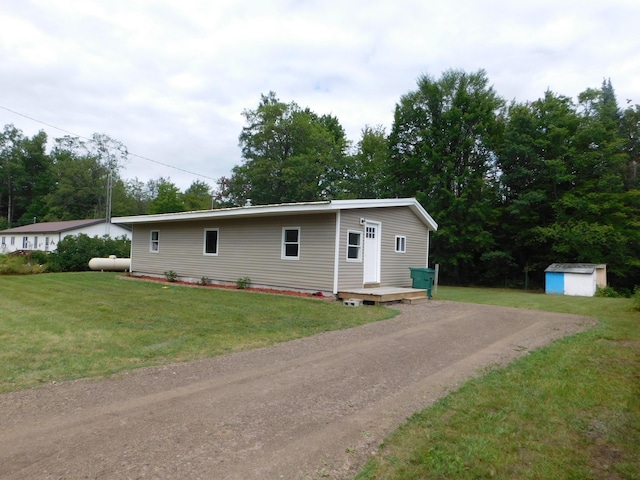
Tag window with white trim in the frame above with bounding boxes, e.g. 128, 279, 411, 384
346, 230, 362, 262
10, 236, 15, 246
395, 235, 407, 253
282, 227, 300, 259
22, 236, 29, 249
150, 230, 159, 253
203, 228, 219, 255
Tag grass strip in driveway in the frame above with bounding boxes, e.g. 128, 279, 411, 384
0, 272, 394, 393
355, 287, 640, 479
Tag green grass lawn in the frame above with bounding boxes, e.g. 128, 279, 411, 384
355, 287, 640, 480
2, 274, 638, 478
0, 272, 395, 392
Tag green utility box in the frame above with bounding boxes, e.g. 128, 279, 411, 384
409, 267, 435, 299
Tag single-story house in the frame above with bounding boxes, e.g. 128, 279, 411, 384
0, 219, 132, 254
544, 263, 607, 297
112, 198, 438, 295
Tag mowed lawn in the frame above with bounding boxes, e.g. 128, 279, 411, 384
2, 273, 638, 478
356, 287, 640, 480
0, 272, 395, 393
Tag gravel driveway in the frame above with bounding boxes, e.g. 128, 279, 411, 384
0, 301, 595, 479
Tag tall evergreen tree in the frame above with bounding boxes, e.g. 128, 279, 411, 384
506, 82, 640, 288
495, 91, 580, 284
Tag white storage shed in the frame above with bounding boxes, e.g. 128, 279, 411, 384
544, 263, 607, 297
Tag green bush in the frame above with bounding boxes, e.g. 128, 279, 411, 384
595, 285, 623, 298
164, 270, 178, 282
0, 254, 46, 275
29, 250, 49, 265
47, 234, 131, 272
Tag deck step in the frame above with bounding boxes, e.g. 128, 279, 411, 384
402, 296, 429, 304
337, 287, 427, 306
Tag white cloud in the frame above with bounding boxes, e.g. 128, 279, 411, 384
1, 0, 639, 189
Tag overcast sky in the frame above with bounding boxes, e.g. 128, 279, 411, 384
2, 0, 639, 190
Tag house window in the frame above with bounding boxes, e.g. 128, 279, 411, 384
22, 236, 29, 249
150, 231, 159, 253
395, 235, 407, 253
347, 230, 362, 262
203, 228, 219, 255
282, 227, 300, 259
10, 236, 15, 246
1, 236, 4, 245
45, 237, 50, 251
34, 236, 38, 249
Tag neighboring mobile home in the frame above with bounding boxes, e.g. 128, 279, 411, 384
112, 198, 438, 295
0, 219, 132, 253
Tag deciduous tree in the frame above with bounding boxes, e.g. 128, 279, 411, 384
221, 92, 348, 205
388, 69, 504, 283
149, 178, 185, 214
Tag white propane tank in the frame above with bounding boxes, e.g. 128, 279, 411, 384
88, 255, 131, 271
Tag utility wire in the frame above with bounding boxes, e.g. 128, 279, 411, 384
0, 105, 218, 182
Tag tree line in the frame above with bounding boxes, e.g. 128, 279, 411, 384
2, 69, 639, 290
0, 130, 216, 227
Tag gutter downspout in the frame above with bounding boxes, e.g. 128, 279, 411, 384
425, 229, 430, 268
332, 210, 341, 294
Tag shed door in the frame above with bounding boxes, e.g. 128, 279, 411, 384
363, 221, 381, 284
545, 272, 564, 295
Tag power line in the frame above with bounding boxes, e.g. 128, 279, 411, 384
0, 105, 219, 182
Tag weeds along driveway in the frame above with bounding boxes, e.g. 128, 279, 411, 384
0, 301, 594, 480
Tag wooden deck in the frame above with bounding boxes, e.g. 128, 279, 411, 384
337, 287, 428, 305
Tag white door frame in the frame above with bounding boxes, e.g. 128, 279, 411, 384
363, 220, 381, 284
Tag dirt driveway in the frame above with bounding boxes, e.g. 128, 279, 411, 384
0, 301, 595, 480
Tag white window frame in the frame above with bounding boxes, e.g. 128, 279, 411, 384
10, 236, 15, 246
22, 236, 29, 249
395, 235, 407, 253
346, 230, 362, 262
203, 228, 219, 256
150, 230, 159, 253
281, 227, 300, 260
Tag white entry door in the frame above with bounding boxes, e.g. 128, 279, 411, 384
363, 221, 381, 284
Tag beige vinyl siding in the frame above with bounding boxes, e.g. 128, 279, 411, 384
336, 213, 366, 290
376, 207, 429, 287
337, 207, 429, 290
130, 213, 337, 292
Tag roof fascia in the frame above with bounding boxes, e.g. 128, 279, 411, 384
112, 198, 438, 231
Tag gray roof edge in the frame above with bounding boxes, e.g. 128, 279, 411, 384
544, 263, 607, 274
112, 198, 439, 231
0, 218, 107, 234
